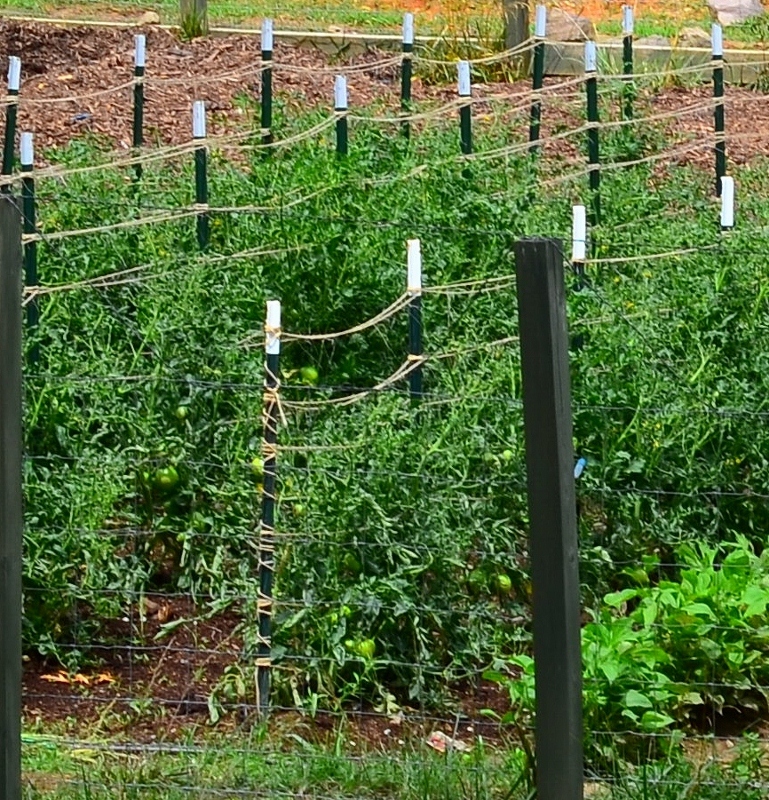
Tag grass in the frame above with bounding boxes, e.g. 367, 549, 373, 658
19, 726, 769, 799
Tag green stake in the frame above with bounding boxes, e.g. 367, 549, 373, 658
585, 41, 600, 227
334, 75, 348, 157
20, 132, 38, 363
193, 100, 209, 250
132, 35, 146, 181
261, 19, 274, 148
2, 57, 21, 188
529, 5, 546, 151
257, 299, 281, 717
712, 23, 726, 197
401, 12, 414, 141
622, 6, 634, 120
458, 60, 472, 157
407, 238, 423, 400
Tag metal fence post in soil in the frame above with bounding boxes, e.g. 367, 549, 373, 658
585, 41, 601, 227
622, 6, 634, 120
529, 5, 546, 152
20, 132, 39, 364
335, 75, 348, 157
407, 238, 423, 400
2, 58, 21, 187
400, 13, 414, 141
192, 101, 209, 251
458, 60, 472, 157
261, 19, 274, 148
257, 299, 281, 716
514, 237, 583, 800
712, 23, 726, 197
0, 194, 23, 800
132, 35, 146, 181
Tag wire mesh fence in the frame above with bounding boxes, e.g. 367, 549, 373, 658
4, 8, 769, 800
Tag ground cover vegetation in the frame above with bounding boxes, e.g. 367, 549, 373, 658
16, 74, 769, 793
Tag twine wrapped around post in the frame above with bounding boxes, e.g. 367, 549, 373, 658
257, 299, 281, 716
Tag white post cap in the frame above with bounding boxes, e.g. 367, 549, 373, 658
572, 205, 587, 262
535, 5, 547, 38
720, 176, 735, 229
457, 61, 471, 96
403, 12, 414, 45
261, 18, 274, 52
134, 34, 146, 68
407, 239, 422, 293
7, 56, 21, 92
712, 23, 723, 57
192, 100, 206, 138
585, 41, 597, 72
334, 75, 348, 110
622, 5, 634, 36
266, 300, 281, 355
20, 132, 33, 167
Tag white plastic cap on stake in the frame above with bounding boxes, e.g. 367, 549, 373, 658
192, 100, 206, 138
585, 40, 597, 73
535, 5, 547, 38
712, 23, 723, 57
403, 12, 414, 45
20, 132, 33, 167
720, 176, 735, 229
457, 61, 471, 96
334, 75, 348, 110
261, 18, 274, 52
265, 300, 281, 355
572, 205, 587, 262
407, 239, 422, 294
134, 34, 146, 68
7, 56, 21, 91
622, 6, 634, 35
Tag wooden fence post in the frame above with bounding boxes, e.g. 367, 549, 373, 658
514, 237, 583, 800
0, 194, 23, 800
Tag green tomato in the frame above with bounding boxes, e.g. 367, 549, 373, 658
175, 405, 189, 421
501, 449, 514, 462
357, 639, 376, 660
251, 457, 264, 478
300, 366, 319, 385
344, 639, 356, 652
292, 503, 306, 517
341, 605, 352, 618
154, 466, 179, 491
496, 573, 512, 593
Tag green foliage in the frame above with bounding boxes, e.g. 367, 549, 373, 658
489, 538, 769, 760
20, 91, 769, 739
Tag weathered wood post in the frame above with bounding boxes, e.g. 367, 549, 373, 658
180, 0, 208, 36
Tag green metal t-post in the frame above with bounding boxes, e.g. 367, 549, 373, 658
0, 194, 23, 800
407, 238, 423, 400
20, 133, 38, 364
401, 13, 414, 141
458, 60, 472, 156
335, 75, 348, 157
621, 5, 634, 120
192, 101, 209, 250
585, 41, 601, 227
257, 299, 281, 717
261, 19, 274, 148
529, 5, 546, 151
2, 58, 21, 188
712, 23, 726, 197
132, 35, 146, 181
